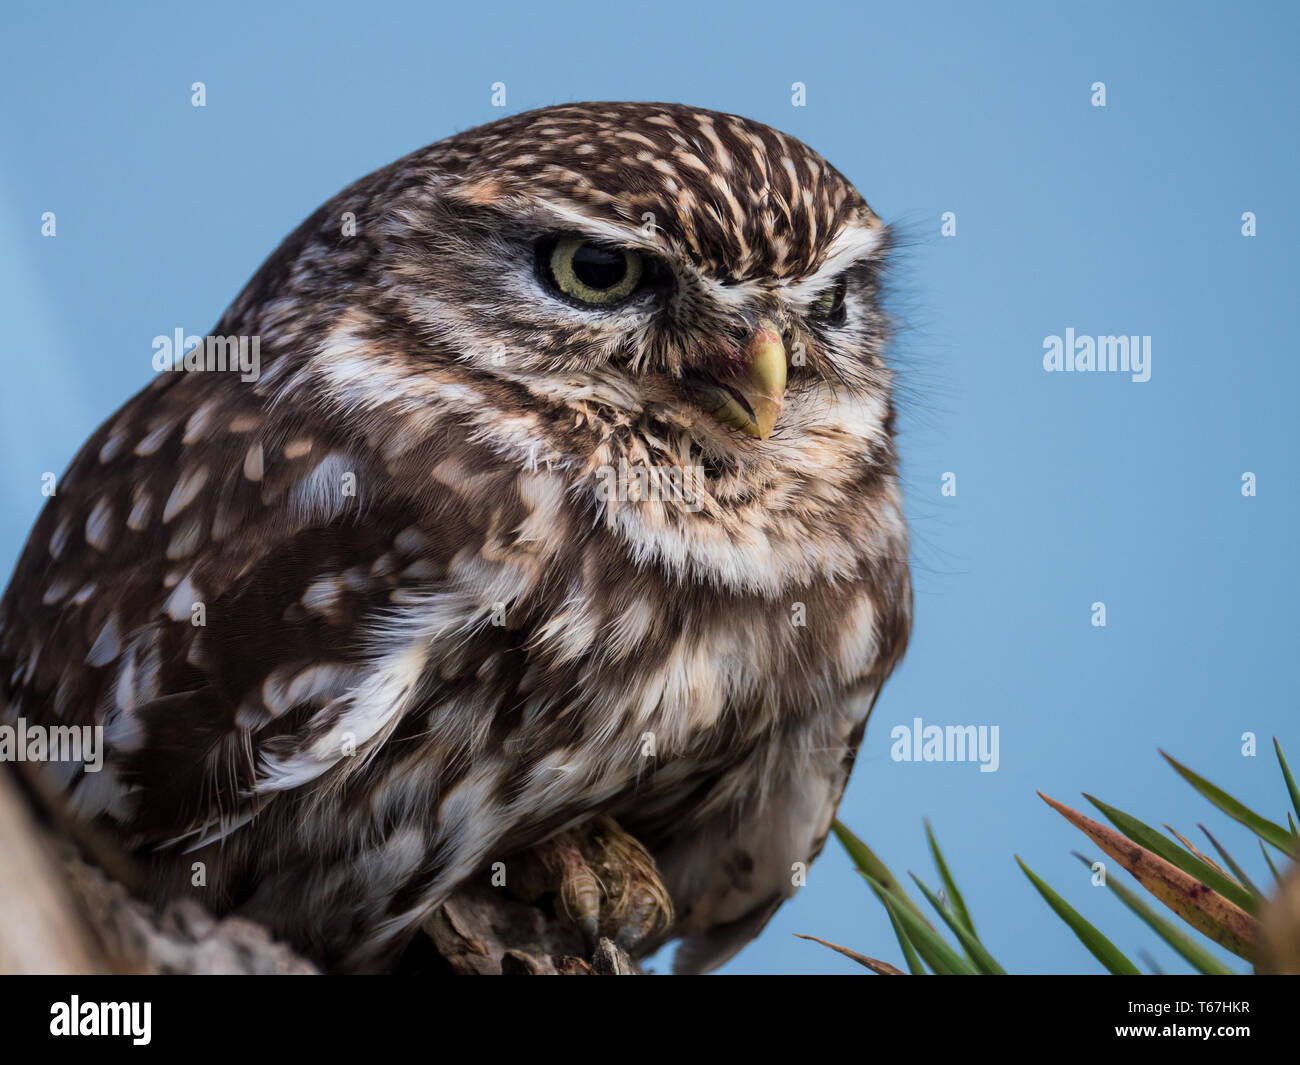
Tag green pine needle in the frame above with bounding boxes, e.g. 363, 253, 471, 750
1275, 738, 1300, 835
910, 872, 1005, 974
924, 820, 978, 939
1161, 751, 1294, 855
858, 871, 977, 975
1016, 857, 1140, 975
871, 882, 926, 975
1197, 824, 1263, 901
1259, 840, 1283, 886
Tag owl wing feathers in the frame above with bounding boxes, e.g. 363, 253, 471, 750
0, 370, 461, 849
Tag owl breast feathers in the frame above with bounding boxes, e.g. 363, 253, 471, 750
0, 102, 911, 973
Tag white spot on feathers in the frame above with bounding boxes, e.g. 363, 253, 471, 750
85, 497, 115, 551
163, 467, 209, 523
86, 612, 121, 666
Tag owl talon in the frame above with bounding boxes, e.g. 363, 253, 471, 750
515, 816, 674, 959
577, 916, 601, 953
547, 836, 603, 946
613, 923, 644, 952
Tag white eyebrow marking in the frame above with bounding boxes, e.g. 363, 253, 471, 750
782, 224, 886, 304
531, 201, 665, 255
691, 274, 762, 311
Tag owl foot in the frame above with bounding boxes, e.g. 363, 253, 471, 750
516, 816, 674, 956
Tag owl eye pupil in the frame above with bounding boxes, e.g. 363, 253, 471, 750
543, 236, 645, 306
813, 277, 848, 325
570, 245, 626, 290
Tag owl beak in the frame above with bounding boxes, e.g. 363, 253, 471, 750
695, 319, 787, 440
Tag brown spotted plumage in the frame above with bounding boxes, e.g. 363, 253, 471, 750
0, 102, 911, 972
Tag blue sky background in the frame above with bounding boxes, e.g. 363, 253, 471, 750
2, 1, 1297, 974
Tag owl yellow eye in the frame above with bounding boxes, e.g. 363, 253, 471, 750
545, 237, 644, 306
811, 277, 848, 325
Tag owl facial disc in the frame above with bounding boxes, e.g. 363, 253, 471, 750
688, 318, 787, 440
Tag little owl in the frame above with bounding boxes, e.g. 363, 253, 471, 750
0, 102, 911, 973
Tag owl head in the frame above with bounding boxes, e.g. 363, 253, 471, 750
235, 102, 902, 591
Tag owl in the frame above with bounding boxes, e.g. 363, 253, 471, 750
0, 102, 911, 973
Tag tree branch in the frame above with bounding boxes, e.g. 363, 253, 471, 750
0, 766, 636, 975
